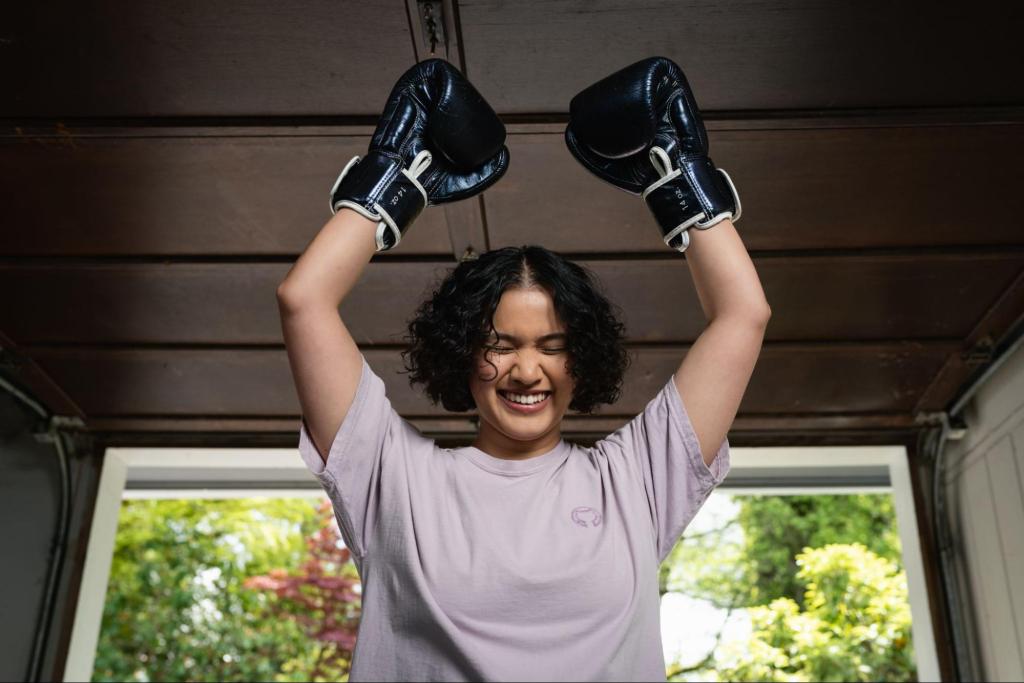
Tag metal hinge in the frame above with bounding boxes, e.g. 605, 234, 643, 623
416, 1, 447, 55
960, 335, 995, 366
34, 414, 88, 444
914, 411, 968, 441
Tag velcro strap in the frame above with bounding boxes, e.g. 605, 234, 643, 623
330, 151, 428, 251
679, 157, 737, 227
643, 176, 706, 249
379, 170, 426, 228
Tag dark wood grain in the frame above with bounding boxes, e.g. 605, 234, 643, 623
4, 123, 1022, 256
915, 269, 1024, 413
24, 344, 951, 421
2, 256, 1020, 346
82, 414, 920, 446
458, 0, 1024, 113
2, 1, 417, 117
0, 331, 85, 420
0, 133, 453, 256
485, 127, 1024, 252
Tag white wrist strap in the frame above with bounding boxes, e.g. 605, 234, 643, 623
330, 149, 433, 251
644, 146, 702, 252
369, 149, 433, 251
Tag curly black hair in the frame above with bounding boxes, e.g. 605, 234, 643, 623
399, 245, 631, 414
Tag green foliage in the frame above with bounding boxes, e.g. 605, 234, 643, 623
714, 544, 915, 682
92, 497, 328, 682
97, 491, 916, 682
245, 500, 361, 681
738, 495, 902, 607
664, 493, 917, 682
666, 494, 902, 610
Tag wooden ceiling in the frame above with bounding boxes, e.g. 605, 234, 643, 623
2, 1, 1023, 448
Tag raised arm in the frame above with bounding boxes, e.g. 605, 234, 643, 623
277, 209, 378, 462
566, 57, 769, 467
278, 60, 509, 463
673, 218, 769, 466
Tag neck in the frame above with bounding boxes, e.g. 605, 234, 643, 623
470, 420, 562, 461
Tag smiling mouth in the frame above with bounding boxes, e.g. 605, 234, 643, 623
497, 390, 552, 410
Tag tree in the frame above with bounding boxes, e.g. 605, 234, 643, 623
738, 495, 902, 607
244, 500, 362, 682
664, 494, 902, 610
92, 497, 327, 682
714, 544, 915, 682
661, 493, 917, 682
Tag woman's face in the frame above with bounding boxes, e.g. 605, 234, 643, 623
468, 286, 576, 458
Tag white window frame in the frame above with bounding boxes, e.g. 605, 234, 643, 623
64, 444, 939, 682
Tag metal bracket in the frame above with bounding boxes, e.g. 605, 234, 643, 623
416, 1, 447, 56
960, 335, 995, 366
34, 414, 88, 444
914, 411, 968, 441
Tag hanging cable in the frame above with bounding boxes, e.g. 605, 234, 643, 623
0, 368, 74, 682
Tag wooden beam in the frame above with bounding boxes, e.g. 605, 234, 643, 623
21, 344, 951, 421
2, 255, 1018, 346
457, 1, 1024, 113
4, 123, 1022, 256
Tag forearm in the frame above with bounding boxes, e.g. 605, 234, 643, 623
684, 219, 771, 323
276, 209, 379, 309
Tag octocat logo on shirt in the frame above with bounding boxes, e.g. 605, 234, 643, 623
571, 506, 603, 528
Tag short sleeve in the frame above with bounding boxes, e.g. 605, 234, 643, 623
595, 375, 731, 564
296, 354, 427, 562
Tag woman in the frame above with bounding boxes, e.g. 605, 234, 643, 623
277, 58, 769, 682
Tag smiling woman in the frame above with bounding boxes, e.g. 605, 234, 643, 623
399, 245, 631, 460
282, 234, 736, 681
273, 56, 761, 682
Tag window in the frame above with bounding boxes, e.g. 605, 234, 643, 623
65, 445, 939, 682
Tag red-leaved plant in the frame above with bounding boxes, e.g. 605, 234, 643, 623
244, 500, 361, 679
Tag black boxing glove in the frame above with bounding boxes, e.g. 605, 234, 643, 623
565, 57, 741, 252
330, 59, 509, 251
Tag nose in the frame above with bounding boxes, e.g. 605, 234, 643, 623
509, 350, 544, 385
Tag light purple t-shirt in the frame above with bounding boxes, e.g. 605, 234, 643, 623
297, 354, 730, 682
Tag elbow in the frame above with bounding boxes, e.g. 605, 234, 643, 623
276, 280, 339, 313
727, 302, 771, 327
276, 280, 305, 311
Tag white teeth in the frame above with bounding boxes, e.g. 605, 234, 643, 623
504, 392, 548, 405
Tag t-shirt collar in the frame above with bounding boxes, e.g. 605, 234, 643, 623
463, 439, 571, 476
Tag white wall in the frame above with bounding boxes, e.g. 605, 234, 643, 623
944, 339, 1024, 681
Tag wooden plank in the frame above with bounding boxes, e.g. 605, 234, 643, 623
443, 198, 489, 261
0, 262, 446, 345
22, 343, 949, 420
2, 255, 1017, 345
458, 0, 1024, 113
4, 123, 1023, 256
0, 133, 454, 256
2, 1, 416, 117
77, 411, 913, 438
484, 127, 1024, 252
916, 269, 1024, 413
0, 331, 85, 420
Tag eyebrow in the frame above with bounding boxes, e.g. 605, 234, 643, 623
494, 332, 567, 343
